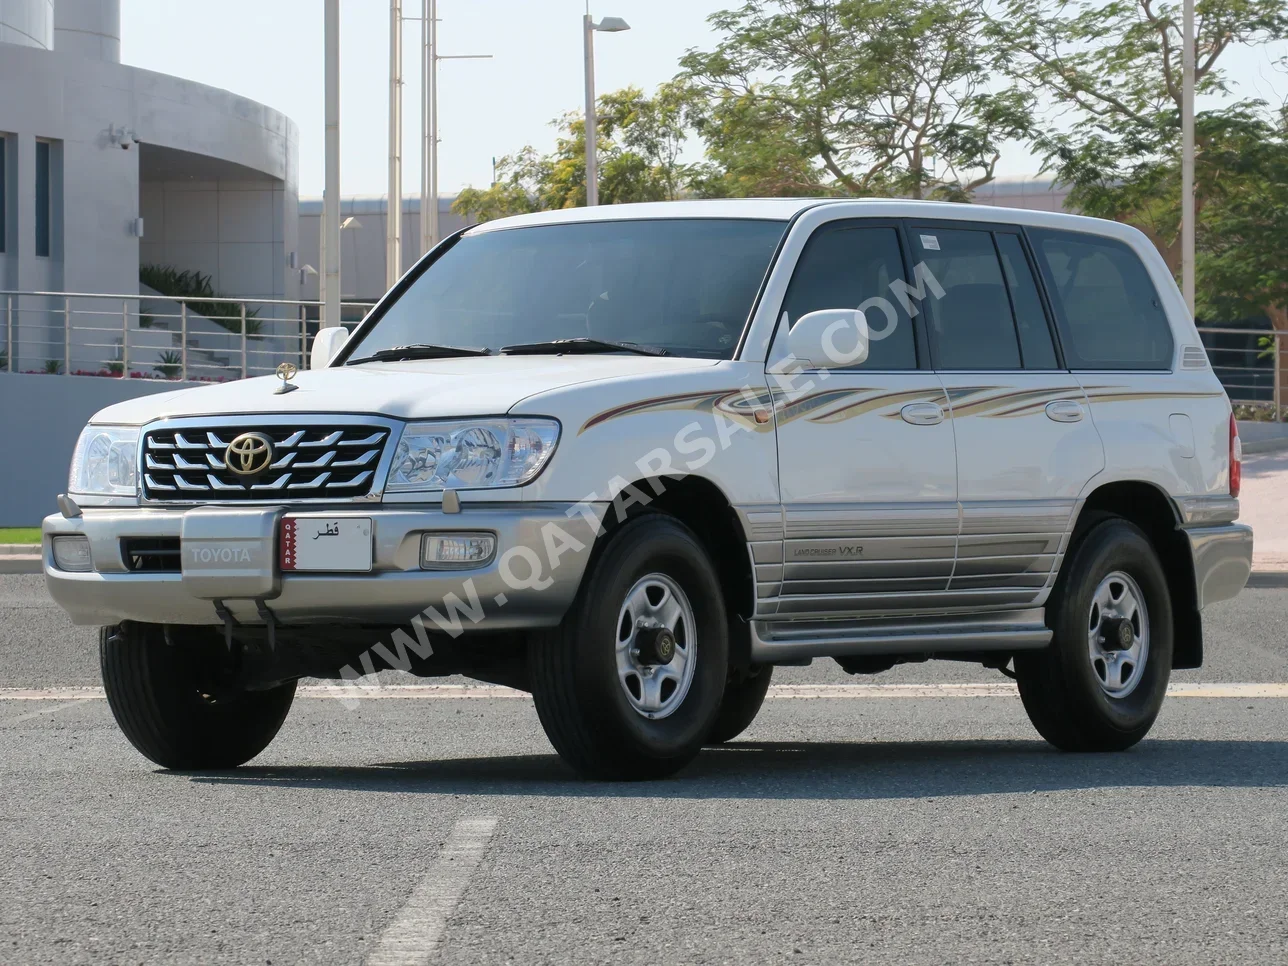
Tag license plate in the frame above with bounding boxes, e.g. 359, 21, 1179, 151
281, 516, 373, 572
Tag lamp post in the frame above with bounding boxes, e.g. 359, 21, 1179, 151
322, 0, 341, 329
1181, 0, 1195, 318
582, 12, 630, 207
419, 2, 491, 254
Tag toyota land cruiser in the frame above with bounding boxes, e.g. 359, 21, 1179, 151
44, 200, 1253, 779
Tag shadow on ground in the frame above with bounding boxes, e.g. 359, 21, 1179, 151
187, 738, 1288, 799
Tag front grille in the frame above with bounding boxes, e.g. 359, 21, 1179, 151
122, 537, 181, 572
142, 424, 390, 501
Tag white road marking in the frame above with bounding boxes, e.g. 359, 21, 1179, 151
365, 816, 498, 966
3, 697, 94, 725
6, 683, 1288, 703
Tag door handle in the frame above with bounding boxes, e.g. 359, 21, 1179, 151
1045, 399, 1084, 423
901, 402, 945, 426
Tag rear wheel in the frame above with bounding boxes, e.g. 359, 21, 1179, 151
100, 623, 296, 769
1016, 518, 1173, 752
530, 514, 729, 780
706, 664, 773, 744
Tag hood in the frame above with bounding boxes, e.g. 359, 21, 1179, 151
90, 355, 720, 425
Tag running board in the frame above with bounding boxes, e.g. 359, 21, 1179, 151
750, 608, 1052, 663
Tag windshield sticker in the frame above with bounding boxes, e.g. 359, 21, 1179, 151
919, 234, 940, 251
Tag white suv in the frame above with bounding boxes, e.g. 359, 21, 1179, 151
44, 199, 1253, 779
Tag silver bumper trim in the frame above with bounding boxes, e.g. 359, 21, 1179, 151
1185, 523, 1253, 609
43, 503, 605, 628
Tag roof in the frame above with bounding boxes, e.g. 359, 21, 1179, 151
467, 197, 1133, 241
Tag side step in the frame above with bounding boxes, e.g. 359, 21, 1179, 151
750, 608, 1052, 662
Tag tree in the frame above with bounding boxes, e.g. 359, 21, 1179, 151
680, 0, 1033, 199
991, 0, 1288, 270
992, 0, 1288, 409
453, 84, 704, 222
1194, 108, 1288, 409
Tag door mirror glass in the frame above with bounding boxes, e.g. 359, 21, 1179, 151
311, 326, 350, 369
785, 308, 869, 369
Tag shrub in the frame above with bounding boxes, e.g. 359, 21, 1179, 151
139, 265, 262, 336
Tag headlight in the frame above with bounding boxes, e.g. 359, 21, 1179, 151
387, 418, 560, 492
68, 425, 140, 497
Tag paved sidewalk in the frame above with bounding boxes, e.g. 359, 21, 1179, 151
1240, 450, 1288, 572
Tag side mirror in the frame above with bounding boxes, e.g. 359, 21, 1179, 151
310, 326, 350, 369
785, 309, 869, 369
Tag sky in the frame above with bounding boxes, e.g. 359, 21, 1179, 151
119, 0, 1288, 201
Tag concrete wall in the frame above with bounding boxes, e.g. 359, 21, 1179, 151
140, 178, 292, 302
0, 370, 199, 524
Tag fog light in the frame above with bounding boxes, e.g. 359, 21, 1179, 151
420, 532, 496, 570
51, 535, 93, 573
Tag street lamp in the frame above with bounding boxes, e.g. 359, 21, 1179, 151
583, 12, 630, 207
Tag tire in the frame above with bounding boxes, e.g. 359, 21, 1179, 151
530, 514, 729, 780
706, 664, 773, 744
100, 623, 296, 770
1015, 518, 1173, 752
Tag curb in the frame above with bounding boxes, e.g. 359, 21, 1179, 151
0, 544, 40, 556
1242, 438, 1288, 456
0, 556, 41, 575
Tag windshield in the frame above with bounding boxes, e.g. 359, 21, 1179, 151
344, 218, 787, 361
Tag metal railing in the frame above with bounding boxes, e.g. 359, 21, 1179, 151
1197, 326, 1284, 420
0, 295, 1281, 412
0, 290, 375, 384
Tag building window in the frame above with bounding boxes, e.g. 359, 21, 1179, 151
35, 140, 51, 257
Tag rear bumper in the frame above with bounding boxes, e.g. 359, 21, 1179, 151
43, 503, 604, 628
1185, 523, 1253, 608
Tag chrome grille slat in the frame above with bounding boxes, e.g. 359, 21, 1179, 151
327, 470, 374, 489
333, 449, 378, 469
142, 422, 391, 503
299, 431, 343, 448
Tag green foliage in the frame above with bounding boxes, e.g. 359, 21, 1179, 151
139, 265, 262, 336
43, 359, 62, 375
681, 0, 1034, 199
154, 349, 183, 380
453, 83, 711, 222
1192, 110, 1288, 322
990, 0, 1288, 268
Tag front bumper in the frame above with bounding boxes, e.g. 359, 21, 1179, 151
1185, 522, 1253, 608
43, 503, 604, 628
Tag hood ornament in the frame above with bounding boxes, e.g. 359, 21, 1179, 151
275, 362, 299, 394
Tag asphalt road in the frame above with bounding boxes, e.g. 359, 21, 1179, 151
2, 575, 1287, 964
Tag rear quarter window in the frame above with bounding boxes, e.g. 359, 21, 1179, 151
1029, 228, 1174, 370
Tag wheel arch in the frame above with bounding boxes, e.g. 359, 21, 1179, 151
595, 474, 756, 666
1066, 480, 1201, 670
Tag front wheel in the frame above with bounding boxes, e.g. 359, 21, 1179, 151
529, 514, 729, 780
101, 623, 296, 769
1015, 518, 1173, 752
706, 664, 773, 744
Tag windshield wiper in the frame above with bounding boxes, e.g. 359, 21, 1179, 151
347, 343, 492, 364
500, 338, 669, 357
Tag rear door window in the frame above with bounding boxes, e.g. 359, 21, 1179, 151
910, 227, 1022, 370
995, 233, 1059, 369
1028, 228, 1173, 370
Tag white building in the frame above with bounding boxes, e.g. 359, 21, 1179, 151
0, 0, 300, 373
